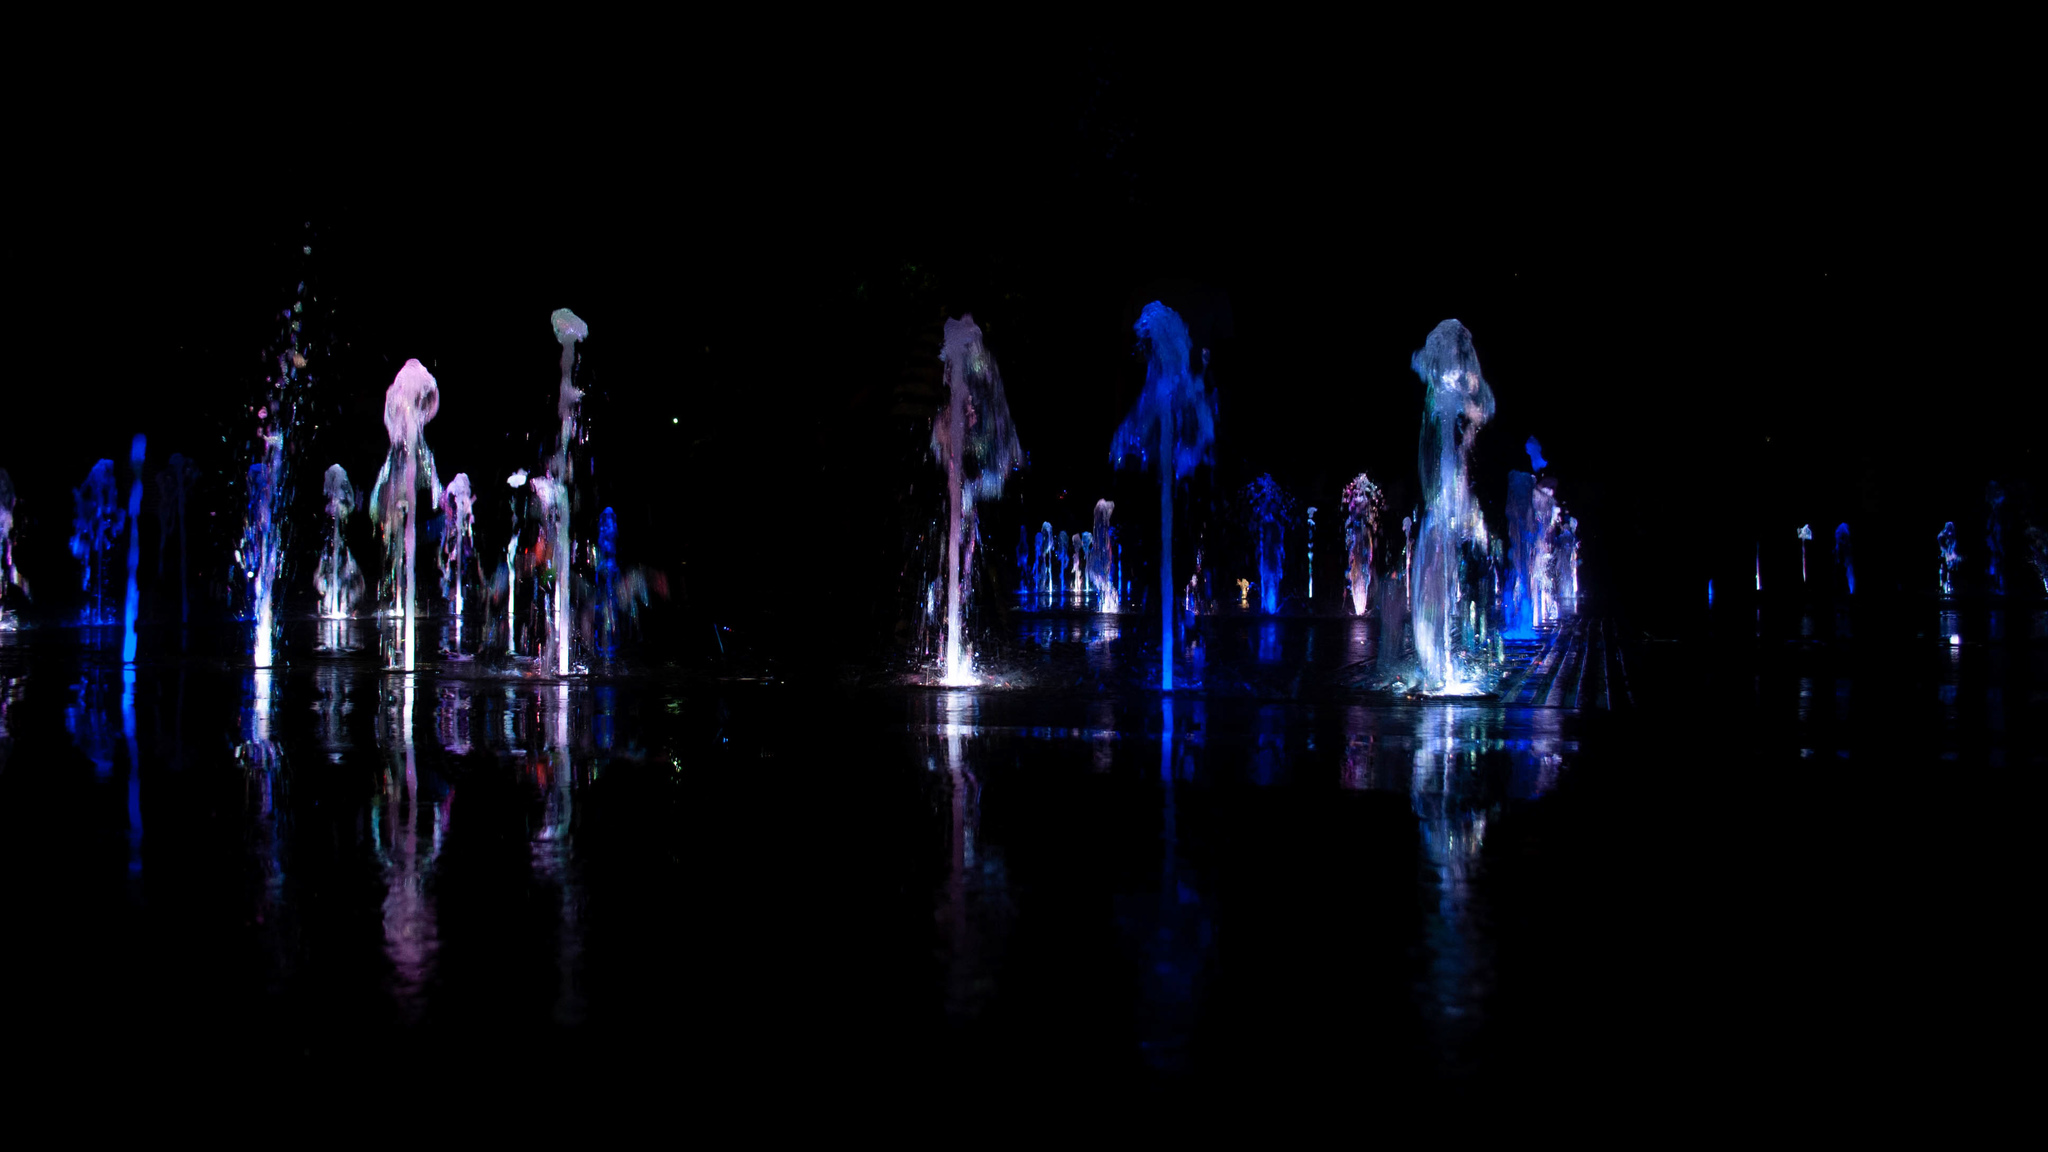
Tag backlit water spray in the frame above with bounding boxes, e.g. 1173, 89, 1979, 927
548, 309, 587, 676
371, 360, 443, 672
317, 464, 364, 619
931, 315, 1022, 685
1112, 302, 1216, 691
1410, 320, 1494, 693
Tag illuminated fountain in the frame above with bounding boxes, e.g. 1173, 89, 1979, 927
1796, 524, 1811, 584
70, 459, 125, 626
1984, 482, 2007, 596
316, 464, 364, 619
931, 314, 1022, 685
547, 309, 587, 676
121, 436, 144, 664
371, 360, 443, 672
1089, 499, 1120, 612
505, 469, 528, 656
1341, 473, 1384, 616
0, 469, 24, 629
1242, 474, 1292, 614
1112, 302, 1216, 691
1835, 523, 1855, 595
155, 454, 198, 625
1938, 522, 1959, 597
439, 472, 476, 646
1410, 320, 1494, 693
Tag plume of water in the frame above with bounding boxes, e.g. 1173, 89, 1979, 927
1341, 473, 1384, 617
122, 436, 144, 664
548, 309, 587, 675
1242, 475, 1293, 614
1937, 521, 1959, 596
931, 314, 1022, 685
1504, 471, 1536, 633
240, 427, 291, 666
71, 459, 125, 625
595, 507, 620, 658
0, 469, 25, 629
440, 472, 475, 632
1796, 524, 1812, 583
155, 454, 197, 625
1112, 302, 1217, 691
1834, 523, 1855, 595
1410, 320, 1494, 692
370, 360, 443, 672
1089, 500, 1120, 612
504, 470, 528, 655
316, 464, 364, 619
530, 475, 566, 664
1306, 506, 1317, 601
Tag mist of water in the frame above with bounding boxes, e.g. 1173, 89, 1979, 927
1342, 473, 1384, 617
931, 315, 1022, 685
1410, 320, 1494, 692
71, 459, 125, 626
371, 360, 443, 672
0, 469, 23, 629
1243, 474, 1292, 614
1112, 302, 1217, 691
317, 464, 365, 620
1090, 500, 1120, 612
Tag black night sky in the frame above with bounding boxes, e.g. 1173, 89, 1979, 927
7, 46, 2038, 655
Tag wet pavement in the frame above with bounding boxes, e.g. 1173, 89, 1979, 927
0, 601, 2034, 1124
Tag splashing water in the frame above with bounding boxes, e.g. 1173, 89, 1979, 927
71, 459, 125, 626
317, 464, 365, 620
1243, 474, 1293, 614
1410, 320, 1494, 692
1113, 303, 1217, 691
122, 435, 144, 664
931, 314, 1022, 686
1937, 521, 1959, 597
548, 309, 587, 676
370, 360, 443, 672
1339, 474, 1382, 617
0, 469, 25, 629
440, 472, 475, 634
1090, 500, 1120, 612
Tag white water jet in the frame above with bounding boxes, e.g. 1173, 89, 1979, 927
371, 360, 443, 672
1410, 320, 1494, 692
931, 314, 1022, 686
548, 309, 587, 676
316, 464, 365, 619
440, 472, 475, 640
1089, 500, 1120, 612
1341, 473, 1384, 617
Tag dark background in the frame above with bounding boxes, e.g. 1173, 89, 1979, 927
6, 43, 2038, 662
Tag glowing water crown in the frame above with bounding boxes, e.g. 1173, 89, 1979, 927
934, 314, 1023, 503
1113, 302, 1217, 479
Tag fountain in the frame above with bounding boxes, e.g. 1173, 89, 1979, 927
1410, 320, 1494, 692
317, 464, 365, 620
1112, 303, 1216, 691
122, 435, 144, 664
548, 309, 588, 676
1938, 521, 1959, 597
595, 507, 619, 658
1834, 523, 1854, 595
440, 473, 476, 643
0, 468, 24, 629
1306, 506, 1317, 601
1242, 474, 1292, 614
1089, 500, 1120, 612
1796, 524, 1811, 584
1341, 473, 1384, 617
240, 430, 289, 667
931, 314, 1022, 685
155, 454, 197, 625
71, 459, 125, 626
370, 359, 443, 672
505, 470, 527, 656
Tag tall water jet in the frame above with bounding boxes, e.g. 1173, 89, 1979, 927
1089, 500, 1120, 612
1834, 523, 1855, 595
1532, 479, 1559, 625
316, 465, 364, 619
1111, 302, 1217, 692
1306, 506, 1317, 601
1937, 521, 1959, 597
241, 426, 289, 667
1796, 524, 1812, 584
371, 360, 443, 672
529, 475, 565, 663
595, 507, 619, 658
505, 470, 528, 656
548, 309, 587, 676
1410, 320, 1494, 692
440, 473, 476, 637
156, 454, 197, 624
1242, 474, 1292, 614
1341, 473, 1384, 616
71, 459, 125, 626
931, 314, 1022, 685
122, 435, 145, 664
0, 469, 25, 629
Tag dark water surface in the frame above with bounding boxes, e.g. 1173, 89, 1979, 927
0, 603, 2034, 1124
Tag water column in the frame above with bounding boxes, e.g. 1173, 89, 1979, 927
549, 311, 588, 676
372, 360, 443, 673
1410, 321, 1494, 691
932, 315, 1021, 685
122, 435, 145, 664
1113, 303, 1216, 692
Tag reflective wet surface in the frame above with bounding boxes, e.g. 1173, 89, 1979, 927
0, 601, 2035, 1120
